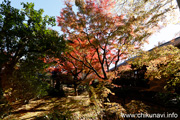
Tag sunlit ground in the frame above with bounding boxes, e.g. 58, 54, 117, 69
2, 88, 100, 120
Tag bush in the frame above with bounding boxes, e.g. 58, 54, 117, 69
125, 100, 150, 114
2, 69, 50, 103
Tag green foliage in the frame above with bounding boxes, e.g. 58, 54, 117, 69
0, 0, 66, 102
1, 52, 52, 102
132, 45, 180, 92
3, 67, 50, 102
154, 92, 180, 107
0, 0, 66, 70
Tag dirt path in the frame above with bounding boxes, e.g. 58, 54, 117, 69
3, 92, 99, 120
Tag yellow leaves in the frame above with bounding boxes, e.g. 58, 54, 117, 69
102, 87, 114, 98
132, 44, 180, 92
149, 56, 167, 66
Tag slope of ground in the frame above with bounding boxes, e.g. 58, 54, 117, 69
2, 88, 100, 120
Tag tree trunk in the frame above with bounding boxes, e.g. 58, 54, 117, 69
177, 0, 180, 9
0, 63, 15, 102
0, 72, 3, 101
74, 83, 78, 96
55, 79, 65, 97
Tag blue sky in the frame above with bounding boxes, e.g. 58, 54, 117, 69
7, 0, 180, 50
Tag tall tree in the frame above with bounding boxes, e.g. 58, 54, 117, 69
58, 0, 173, 81
0, 0, 66, 99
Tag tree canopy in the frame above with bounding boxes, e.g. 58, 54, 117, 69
0, 0, 65, 71
57, 0, 174, 81
131, 45, 180, 92
0, 0, 66, 100
0, 0, 180, 119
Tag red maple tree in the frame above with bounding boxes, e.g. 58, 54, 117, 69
57, 0, 170, 83
57, 0, 140, 81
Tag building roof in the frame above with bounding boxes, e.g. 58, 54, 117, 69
109, 36, 180, 71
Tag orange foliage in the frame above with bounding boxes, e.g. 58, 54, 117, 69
57, 0, 140, 80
